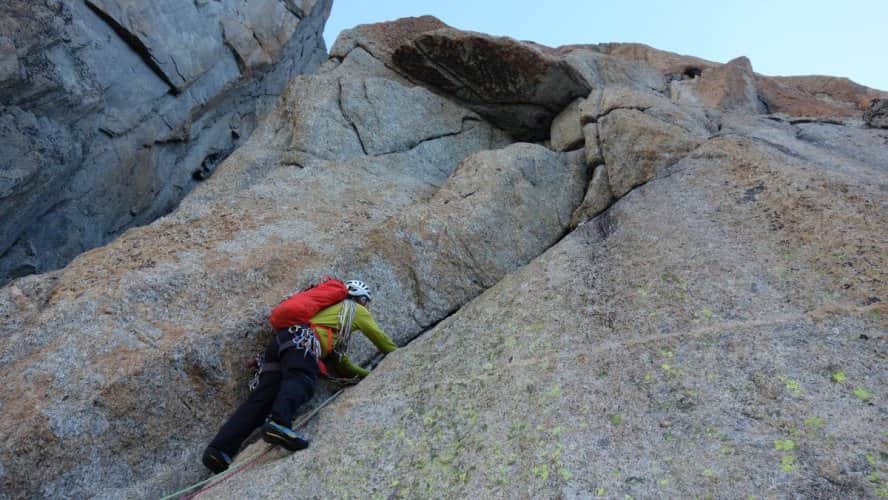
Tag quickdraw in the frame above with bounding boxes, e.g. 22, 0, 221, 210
247, 352, 281, 392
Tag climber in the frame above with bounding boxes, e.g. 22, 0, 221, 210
201, 280, 397, 474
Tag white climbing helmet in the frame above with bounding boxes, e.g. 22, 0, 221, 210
345, 280, 371, 301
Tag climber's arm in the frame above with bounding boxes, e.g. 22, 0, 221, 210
353, 306, 398, 354
329, 353, 370, 378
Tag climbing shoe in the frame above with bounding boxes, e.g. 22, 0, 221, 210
202, 446, 232, 474
261, 418, 310, 451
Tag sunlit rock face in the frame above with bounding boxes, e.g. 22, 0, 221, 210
1, 13, 886, 499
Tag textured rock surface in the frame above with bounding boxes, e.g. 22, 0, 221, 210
580, 86, 712, 198
329, 14, 447, 68
595, 42, 720, 77
0, 0, 332, 285
559, 46, 667, 93
595, 42, 888, 118
550, 98, 585, 151
672, 56, 766, 113
208, 115, 887, 500
0, 35, 584, 498
864, 98, 888, 128
756, 75, 888, 117
2, 14, 888, 500
391, 28, 589, 140
570, 164, 613, 228
582, 122, 604, 166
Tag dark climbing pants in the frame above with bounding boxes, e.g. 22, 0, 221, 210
208, 336, 319, 457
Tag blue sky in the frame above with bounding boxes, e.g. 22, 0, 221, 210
323, 0, 887, 91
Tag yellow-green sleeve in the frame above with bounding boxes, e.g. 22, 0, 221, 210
354, 305, 398, 353
330, 353, 370, 378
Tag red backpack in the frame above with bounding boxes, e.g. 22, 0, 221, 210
269, 277, 348, 329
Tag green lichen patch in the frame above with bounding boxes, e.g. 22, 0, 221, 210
803, 416, 824, 429
774, 439, 795, 452
853, 386, 873, 402
778, 376, 802, 396
780, 455, 796, 472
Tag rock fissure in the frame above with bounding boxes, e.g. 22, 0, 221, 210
337, 78, 368, 155
84, 1, 179, 93
169, 55, 188, 91
372, 116, 480, 156
582, 105, 651, 125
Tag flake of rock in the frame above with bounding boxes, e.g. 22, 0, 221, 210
550, 98, 586, 151
863, 98, 888, 128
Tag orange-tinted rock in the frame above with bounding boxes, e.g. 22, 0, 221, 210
672, 56, 765, 113
756, 75, 888, 118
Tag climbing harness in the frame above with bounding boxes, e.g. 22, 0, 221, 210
275, 325, 321, 359
247, 352, 280, 392
249, 325, 322, 391
248, 300, 359, 391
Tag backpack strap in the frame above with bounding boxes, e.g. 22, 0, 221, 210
310, 324, 333, 377
311, 324, 334, 355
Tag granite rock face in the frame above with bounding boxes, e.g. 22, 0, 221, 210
864, 98, 888, 128
0, 0, 332, 285
671, 56, 766, 113
209, 114, 888, 500
0, 31, 557, 498
1, 14, 887, 500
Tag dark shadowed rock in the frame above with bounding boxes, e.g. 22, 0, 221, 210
863, 98, 888, 128
392, 27, 590, 139
329, 15, 447, 67
85, 0, 230, 92
0, 0, 332, 286
0, 36, 16, 82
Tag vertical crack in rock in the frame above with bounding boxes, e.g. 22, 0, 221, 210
84, 0, 179, 93
338, 78, 368, 155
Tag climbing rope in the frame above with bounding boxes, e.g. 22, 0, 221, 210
160, 388, 346, 500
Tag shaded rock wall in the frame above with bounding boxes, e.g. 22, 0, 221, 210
0, 0, 332, 285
